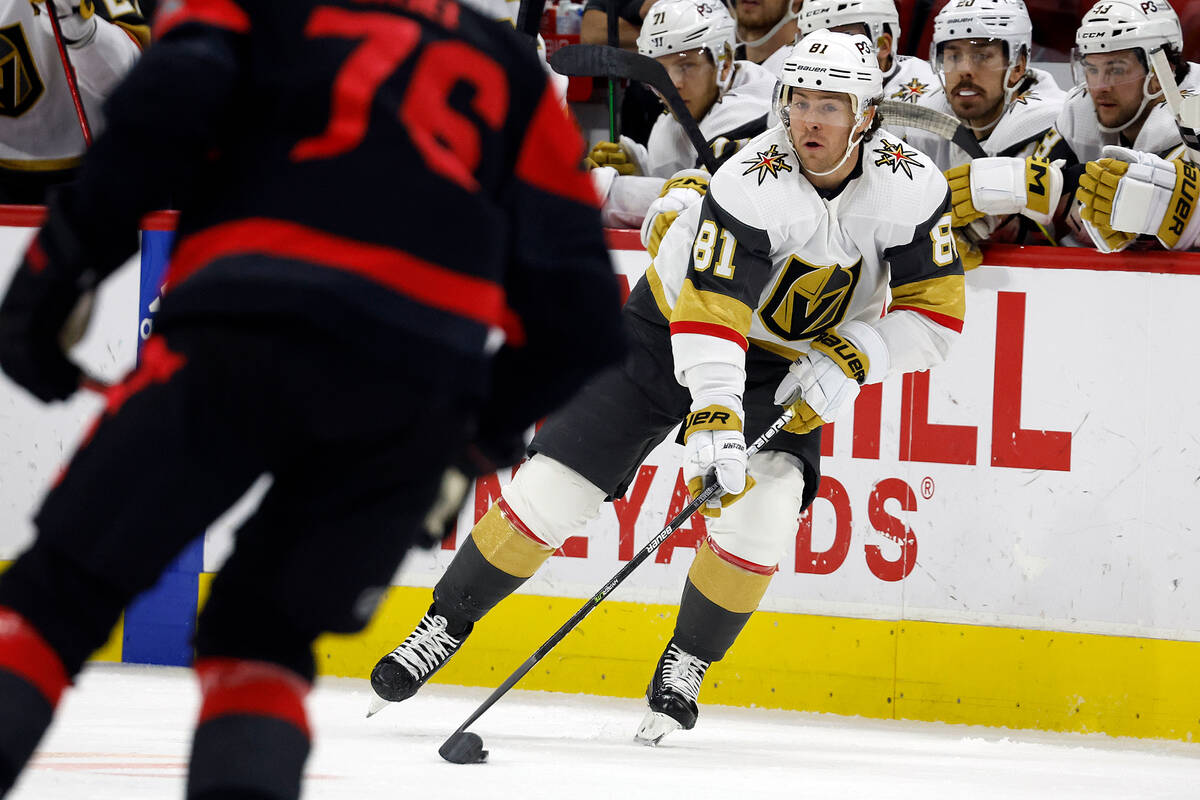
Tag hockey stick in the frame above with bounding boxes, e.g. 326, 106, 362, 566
43, 0, 93, 147
550, 44, 720, 173
515, 0, 547, 38
438, 406, 795, 764
1148, 46, 1200, 164
877, 100, 986, 159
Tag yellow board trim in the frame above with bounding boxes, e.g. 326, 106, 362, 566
309, 584, 1200, 743
0, 156, 83, 172
889, 274, 966, 323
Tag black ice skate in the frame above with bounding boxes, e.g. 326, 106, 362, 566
367, 606, 472, 717
634, 641, 711, 745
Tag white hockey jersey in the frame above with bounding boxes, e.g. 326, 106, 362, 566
882, 54, 937, 105
1033, 63, 1200, 164
597, 60, 776, 228
0, 0, 141, 169
631, 124, 965, 386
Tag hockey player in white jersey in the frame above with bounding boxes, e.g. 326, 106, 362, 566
799, 0, 936, 105
903, 0, 1066, 264
0, 0, 145, 202
367, 30, 964, 745
587, 0, 776, 229
1032, 0, 1199, 251
731, 0, 800, 77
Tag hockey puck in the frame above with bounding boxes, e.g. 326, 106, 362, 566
438, 731, 488, 764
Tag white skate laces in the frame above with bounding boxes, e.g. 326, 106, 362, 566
386, 613, 462, 680
661, 643, 709, 700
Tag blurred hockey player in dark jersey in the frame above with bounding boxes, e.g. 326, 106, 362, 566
799, 0, 935, 106
369, 30, 964, 744
0, 0, 147, 202
0, 0, 624, 797
1033, 1, 1199, 251
587, 0, 776, 230
905, 0, 1066, 266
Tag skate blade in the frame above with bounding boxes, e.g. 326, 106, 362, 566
634, 710, 681, 746
366, 694, 391, 718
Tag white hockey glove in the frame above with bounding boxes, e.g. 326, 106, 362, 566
946, 156, 1064, 228
682, 399, 753, 517
1078, 145, 1200, 252
31, 0, 96, 46
640, 170, 708, 259
774, 329, 868, 435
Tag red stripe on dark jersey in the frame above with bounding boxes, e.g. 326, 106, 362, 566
515, 84, 600, 208
706, 536, 777, 576
155, 0, 251, 38
890, 305, 965, 333
24, 237, 47, 274
195, 658, 310, 736
0, 608, 70, 706
167, 218, 514, 331
669, 321, 749, 351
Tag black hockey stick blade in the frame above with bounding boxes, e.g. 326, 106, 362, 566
436, 408, 794, 762
878, 100, 986, 159
550, 44, 719, 173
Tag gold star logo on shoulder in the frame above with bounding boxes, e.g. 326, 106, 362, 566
889, 78, 929, 103
872, 138, 925, 179
1011, 89, 1040, 106
741, 143, 793, 185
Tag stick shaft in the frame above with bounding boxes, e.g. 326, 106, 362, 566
44, 0, 93, 147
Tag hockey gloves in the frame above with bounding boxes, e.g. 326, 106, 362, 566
946, 156, 1063, 228
585, 140, 640, 176
1078, 146, 1200, 253
640, 170, 709, 259
30, 0, 97, 46
682, 403, 754, 517
0, 236, 90, 403
774, 330, 867, 436
419, 433, 528, 547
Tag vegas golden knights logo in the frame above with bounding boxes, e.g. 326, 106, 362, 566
0, 24, 43, 118
759, 256, 862, 340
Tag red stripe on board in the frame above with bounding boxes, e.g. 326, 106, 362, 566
195, 658, 310, 736
983, 244, 1200, 275
497, 497, 552, 547
889, 305, 965, 333
605, 228, 642, 250
155, 0, 251, 38
670, 320, 749, 351
706, 536, 777, 576
0, 608, 70, 706
167, 218, 514, 331
515, 85, 600, 208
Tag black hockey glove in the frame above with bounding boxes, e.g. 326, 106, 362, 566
417, 433, 528, 549
0, 237, 88, 403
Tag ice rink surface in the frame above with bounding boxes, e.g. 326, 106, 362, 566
9, 663, 1199, 800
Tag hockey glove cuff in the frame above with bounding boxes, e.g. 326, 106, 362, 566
774, 330, 866, 435
641, 170, 709, 259
682, 403, 753, 517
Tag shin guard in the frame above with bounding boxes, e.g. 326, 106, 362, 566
187, 658, 311, 800
432, 503, 553, 630
0, 607, 70, 795
672, 540, 774, 662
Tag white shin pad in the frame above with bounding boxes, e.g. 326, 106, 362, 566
705, 450, 807, 569
500, 454, 607, 549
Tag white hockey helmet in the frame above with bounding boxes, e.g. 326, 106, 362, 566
1072, 0, 1183, 132
799, 0, 901, 52
638, 0, 738, 93
930, 0, 1032, 110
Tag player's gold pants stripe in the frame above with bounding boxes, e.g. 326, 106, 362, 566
888, 274, 966, 324
672, 279, 752, 334
688, 540, 772, 614
470, 504, 553, 579
644, 264, 673, 321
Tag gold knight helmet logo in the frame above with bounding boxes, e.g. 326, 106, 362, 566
759, 256, 862, 340
0, 23, 43, 118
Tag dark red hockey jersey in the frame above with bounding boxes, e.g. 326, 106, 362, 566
34, 0, 625, 436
